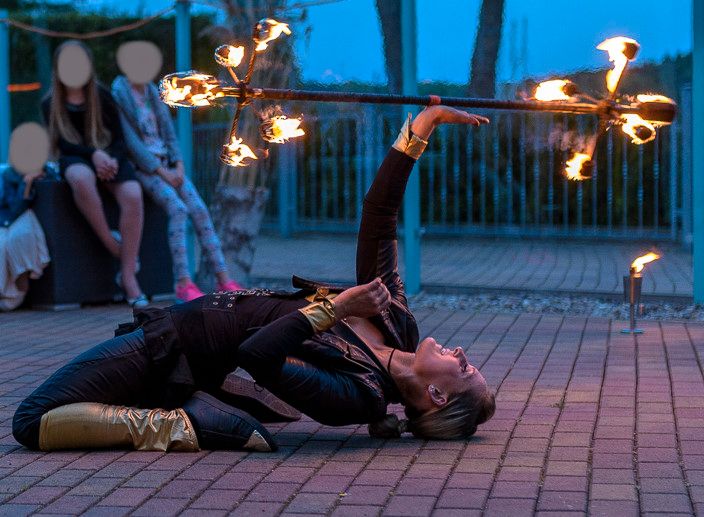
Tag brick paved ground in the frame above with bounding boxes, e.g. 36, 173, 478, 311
251, 235, 693, 299
2, 305, 704, 516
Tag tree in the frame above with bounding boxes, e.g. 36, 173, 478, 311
468, 0, 505, 98
375, 0, 402, 94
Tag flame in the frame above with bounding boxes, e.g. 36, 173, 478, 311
631, 252, 660, 273
159, 72, 224, 107
597, 36, 639, 93
214, 45, 245, 68
535, 79, 573, 101
222, 135, 258, 167
565, 152, 592, 181
636, 94, 675, 104
254, 18, 291, 51
620, 114, 657, 145
260, 116, 305, 143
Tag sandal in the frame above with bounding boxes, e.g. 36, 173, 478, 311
127, 293, 149, 308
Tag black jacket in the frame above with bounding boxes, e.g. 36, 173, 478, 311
1, 168, 35, 227
134, 148, 420, 425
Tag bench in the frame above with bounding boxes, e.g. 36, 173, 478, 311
26, 178, 173, 309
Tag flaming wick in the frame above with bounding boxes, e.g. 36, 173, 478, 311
597, 36, 639, 95
631, 252, 660, 273
260, 115, 305, 143
222, 136, 258, 167
564, 152, 592, 181
534, 79, 576, 101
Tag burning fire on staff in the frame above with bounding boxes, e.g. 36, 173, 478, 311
158, 18, 677, 176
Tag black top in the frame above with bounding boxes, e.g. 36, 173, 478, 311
41, 86, 128, 161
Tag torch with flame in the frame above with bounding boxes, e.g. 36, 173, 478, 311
621, 251, 661, 334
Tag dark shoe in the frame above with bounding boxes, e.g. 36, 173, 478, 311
220, 373, 301, 423
182, 391, 276, 452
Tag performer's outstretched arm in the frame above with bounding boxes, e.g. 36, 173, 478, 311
356, 106, 489, 305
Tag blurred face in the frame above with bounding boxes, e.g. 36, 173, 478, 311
413, 337, 487, 405
57, 44, 92, 89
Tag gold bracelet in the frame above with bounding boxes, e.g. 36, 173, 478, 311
392, 113, 429, 160
299, 287, 337, 332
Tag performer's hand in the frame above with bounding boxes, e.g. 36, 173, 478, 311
411, 105, 489, 140
334, 278, 391, 320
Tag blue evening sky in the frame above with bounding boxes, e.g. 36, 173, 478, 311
71, 0, 693, 84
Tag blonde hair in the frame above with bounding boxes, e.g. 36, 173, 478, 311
46, 40, 111, 156
369, 388, 496, 440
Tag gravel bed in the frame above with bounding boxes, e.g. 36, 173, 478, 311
408, 292, 704, 321
253, 279, 704, 321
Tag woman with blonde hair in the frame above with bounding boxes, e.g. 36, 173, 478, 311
13, 105, 495, 453
42, 40, 146, 307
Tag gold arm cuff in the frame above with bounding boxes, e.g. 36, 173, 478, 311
392, 113, 428, 160
299, 287, 337, 333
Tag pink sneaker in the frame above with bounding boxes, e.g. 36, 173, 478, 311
217, 280, 243, 292
176, 281, 205, 302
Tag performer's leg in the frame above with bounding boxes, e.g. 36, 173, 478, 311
12, 329, 196, 451
36, 403, 198, 452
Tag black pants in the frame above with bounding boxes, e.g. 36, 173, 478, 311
14, 329, 156, 449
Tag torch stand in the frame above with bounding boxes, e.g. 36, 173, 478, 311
621, 267, 644, 334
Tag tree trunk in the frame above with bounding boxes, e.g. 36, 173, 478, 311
376, 0, 403, 94
468, 0, 505, 98
196, 185, 270, 290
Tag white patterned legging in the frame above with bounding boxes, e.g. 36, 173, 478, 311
136, 170, 227, 282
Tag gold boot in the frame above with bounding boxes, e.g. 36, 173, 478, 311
38, 402, 200, 452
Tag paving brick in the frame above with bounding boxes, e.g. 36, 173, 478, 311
0, 504, 42, 516
383, 495, 435, 517
340, 485, 391, 505
590, 469, 635, 485
132, 497, 190, 516
541, 476, 587, 492
189, 489, 246, 510
300, 474, 352, 493
641, 493, 693, 513
484, 497, 535, 516
445, 473, 493, 489
245, 482, 300, 503
490, 480, 540, 499
331, 504, 383, 517
40, 494, 100, 514
82, 506, 131, 517
154, 479, 210, 499
66, 476, 122, 497
285, 492, 339, 514
121, 469, 175, 488
97, 487, 154, 507
230, 501, 285, 516
537, 491, 587, 512
7, 485, 66, 505
590, 483, 638, 501
436, 488, 489, 509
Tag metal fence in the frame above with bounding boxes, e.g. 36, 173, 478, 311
193, 88, 692, 243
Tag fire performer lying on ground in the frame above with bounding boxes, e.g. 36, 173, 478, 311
12, 105, 495, 453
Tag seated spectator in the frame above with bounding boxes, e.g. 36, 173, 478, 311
112, 41, 242, 303
0, 123, 51, 311
42, 40, 147, 307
